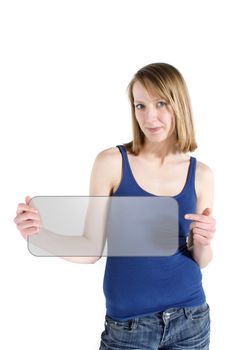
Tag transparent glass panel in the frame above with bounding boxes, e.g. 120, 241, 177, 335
28, 196, 179, 257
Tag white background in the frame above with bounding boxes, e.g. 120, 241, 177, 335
1, 0, 232, 349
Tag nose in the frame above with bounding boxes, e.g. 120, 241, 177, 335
144, 105, 160, 124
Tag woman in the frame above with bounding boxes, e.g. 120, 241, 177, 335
14, 62, 216, 349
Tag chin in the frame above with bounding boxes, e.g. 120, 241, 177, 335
146, 132, 167, 140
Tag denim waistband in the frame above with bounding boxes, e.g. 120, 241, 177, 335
158, 302, 208, 322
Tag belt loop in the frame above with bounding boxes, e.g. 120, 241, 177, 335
184, 307, 192, 320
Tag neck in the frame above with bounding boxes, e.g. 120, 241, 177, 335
140, 135, 182, 166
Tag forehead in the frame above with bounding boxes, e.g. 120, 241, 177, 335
132, 80, 162, 101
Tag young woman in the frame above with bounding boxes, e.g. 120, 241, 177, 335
14, 62, 216, 349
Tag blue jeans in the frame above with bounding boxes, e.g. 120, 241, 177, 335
99, 302, 210, 349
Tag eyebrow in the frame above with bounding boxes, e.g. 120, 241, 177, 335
133, 98, 164, 103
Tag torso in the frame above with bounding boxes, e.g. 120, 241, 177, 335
103, 147, 207, 319
109, 147, 202, 198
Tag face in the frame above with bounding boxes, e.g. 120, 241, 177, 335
132, 80, 176, 144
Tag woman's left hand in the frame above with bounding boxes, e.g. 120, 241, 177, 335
184, 208, 216, 246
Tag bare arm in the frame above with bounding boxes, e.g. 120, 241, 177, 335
15, 148, 119, 264
61, 148, 117, 264
187, 163, 216, 268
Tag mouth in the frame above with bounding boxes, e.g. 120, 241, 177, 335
147, 127, 162, 133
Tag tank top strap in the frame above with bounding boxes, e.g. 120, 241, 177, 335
116, 144, 127, 158
115, 144, 136, 186
116, 144, 128, 165
185, 155, 196, 195
116, 144, 131, 172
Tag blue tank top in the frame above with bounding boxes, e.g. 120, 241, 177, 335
103, 145, 206, 320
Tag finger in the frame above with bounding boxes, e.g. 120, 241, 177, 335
25, 196, 31, 205
17, 220, 42, 230
14, 212, 41, 224
189, 221, 212, 230
192, 227, 212, 237
184, 214, 213, 223
193, 234, 211, 246
21, 226, 40, 239
16, 203, 38, 215
193, 229, 215, 240
202, 208, 212, 216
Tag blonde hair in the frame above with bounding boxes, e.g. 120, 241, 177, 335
123, 62, 198, 155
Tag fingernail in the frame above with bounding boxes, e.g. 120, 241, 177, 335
185, 214, 190, 219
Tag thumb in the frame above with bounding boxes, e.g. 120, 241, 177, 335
25, 196, 31, 205
202, 207, 212, 216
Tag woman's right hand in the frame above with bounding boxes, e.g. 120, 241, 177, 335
14, 196, 42, 240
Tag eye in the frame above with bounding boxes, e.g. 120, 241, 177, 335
157, 101, 166, 108
135, 104, 144, 110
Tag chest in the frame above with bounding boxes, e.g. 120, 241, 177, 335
113, 154, 200, 198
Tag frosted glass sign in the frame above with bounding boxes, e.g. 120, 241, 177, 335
28, 196, 179, 257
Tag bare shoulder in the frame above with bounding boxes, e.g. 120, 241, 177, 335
96, 146, 121, 162
196, 160, 214, 183
94, 146, 122, 174
89, 146, 121, 196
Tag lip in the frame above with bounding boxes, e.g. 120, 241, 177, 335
147, 127, 162, 133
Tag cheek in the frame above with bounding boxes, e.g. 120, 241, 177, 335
164, 112, 176, 130
135, 112, 143, 125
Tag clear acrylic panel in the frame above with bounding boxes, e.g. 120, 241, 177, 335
28, 196, 179, 257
